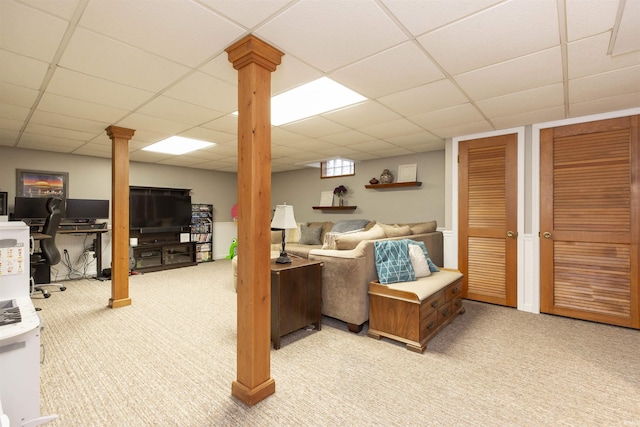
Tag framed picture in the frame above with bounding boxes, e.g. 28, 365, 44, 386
16, 169, 68, 199
319, 191, 334, 207
397, 164, 417, 183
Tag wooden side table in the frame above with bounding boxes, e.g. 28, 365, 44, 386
270, 258, 323, 349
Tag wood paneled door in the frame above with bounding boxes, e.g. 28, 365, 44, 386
459, 134, 518, 307
540, 115, 639, 329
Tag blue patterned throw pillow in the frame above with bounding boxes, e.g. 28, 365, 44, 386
404, 239, 440, 272
374, 240, 416, 284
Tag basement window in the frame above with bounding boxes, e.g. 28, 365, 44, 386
321, 159, 355, 178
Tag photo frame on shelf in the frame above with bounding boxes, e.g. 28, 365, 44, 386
397, 164, 417, 183
16, 169, 68, 199
319, 191, 334, 207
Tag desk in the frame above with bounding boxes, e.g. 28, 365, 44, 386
57, 228, 109, 280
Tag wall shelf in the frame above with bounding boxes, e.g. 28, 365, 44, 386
365, 181, 422, 189
312, 206, 357, 210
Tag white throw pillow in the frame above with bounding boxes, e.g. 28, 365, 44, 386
408, 244, 431, 278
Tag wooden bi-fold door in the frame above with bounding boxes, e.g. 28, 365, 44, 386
540, 115, 639, 328
459, 133, 518, 307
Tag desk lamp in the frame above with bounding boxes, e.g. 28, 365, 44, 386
271, 204, 297, 264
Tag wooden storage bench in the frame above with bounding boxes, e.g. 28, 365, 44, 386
367, 269, 464, 353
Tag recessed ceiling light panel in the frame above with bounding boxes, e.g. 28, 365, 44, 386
142, 136, 215, 155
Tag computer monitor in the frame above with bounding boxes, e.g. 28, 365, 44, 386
13, 197, 50, 221
64, 199, 109, 222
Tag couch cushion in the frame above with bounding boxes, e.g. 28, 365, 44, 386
374, 239, 416, 284
335, 224, 386, 250
322, 227, 365, 250
332, 219, 371, 233
307, 221, 334, 242
299, 224, 323, 245
379, 223, 412, 238
285, 222, 303, 243
406, 221, 437, 235
407, 239, 440, 272
408, 243, 431, 278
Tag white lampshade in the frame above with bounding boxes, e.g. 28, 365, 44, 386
271, 204, 297, 229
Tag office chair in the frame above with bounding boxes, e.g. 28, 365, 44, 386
31, 197, 66, 298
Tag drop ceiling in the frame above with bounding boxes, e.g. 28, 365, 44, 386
1, 0, 639, 173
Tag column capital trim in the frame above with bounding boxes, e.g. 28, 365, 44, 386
226, 34, 284, 72
106, 125, 135, 140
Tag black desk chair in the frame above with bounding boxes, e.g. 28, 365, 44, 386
31, 198, 66, 298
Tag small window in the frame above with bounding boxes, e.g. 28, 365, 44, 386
321, 159, 355, 178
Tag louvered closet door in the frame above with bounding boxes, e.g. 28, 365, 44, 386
540, 116, 639, 328
459, 134, 518, 307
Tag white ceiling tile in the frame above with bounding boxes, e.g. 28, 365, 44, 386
330, 42, 445, 99
18, 132, 86, 149
116, 112, 192, 135
38, 93, 129, 123
476, 83, 564, 118
46, 68, 154, 110
611, 0, 640, 55
137, 96, 224, 127
344, 140, 398, 153
30, 109, 106, 133
128, 129, 170, 145
80, 0, 245, 68
570, 91, 640, 117
0, 103, 30, 122
199, 53, 238, 86
319, 130, 375, 146
565, 0, 619, 42
0, 132, 20, 145
569, 65, 640, 103
281, 116, 350, 138
491, 105, 566, 129
381, 0, 504, 35
359, 118, 424, 140
431, 120, 494, 138
410, 103, 485, 129
59, 28, 190, 92
201, 114, 238, 135
164, 72, 237, 112
568, 33, 640, 79
72, 142, 111, 154
385, 131, 443, 147
256, 0, 408, 72
0, 81, 39, 108
199, 0, 292, 29
419, 0, 559, 75
178, 127, 235, 145
158, 156, 209, 167
0, 50, 49, 89
322, 101, 401, 129
129, 150, 173, 163
379, 79, 468, 117
271, 54, 323, 96
0, 116, 25, 132
455, 47, 562, 100
23, 122, 96, 141
0, 0, 68, 61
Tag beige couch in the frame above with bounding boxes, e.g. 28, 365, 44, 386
271, 220, 443, 332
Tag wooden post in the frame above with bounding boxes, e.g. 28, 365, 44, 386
226, 35, 283, 406
105, 125, 135, 308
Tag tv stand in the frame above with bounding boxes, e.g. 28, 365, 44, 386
130, 230, 196, 273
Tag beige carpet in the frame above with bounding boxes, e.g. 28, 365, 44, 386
34, 260, 640, 426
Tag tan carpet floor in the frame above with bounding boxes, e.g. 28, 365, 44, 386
34, 260, 640, 426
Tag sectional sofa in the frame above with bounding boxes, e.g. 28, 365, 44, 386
271, 219, 443, 332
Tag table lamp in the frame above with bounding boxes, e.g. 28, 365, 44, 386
271, 204, 297, 264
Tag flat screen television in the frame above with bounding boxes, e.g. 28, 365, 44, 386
64, 199, 109, 222
13, 197, 51, 221
130, 193, 191, 232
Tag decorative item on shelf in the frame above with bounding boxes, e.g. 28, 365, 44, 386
270, 203, 297, 264
380, 169, 393, 184
369, 177, 379, 185
334, 185, 347, 206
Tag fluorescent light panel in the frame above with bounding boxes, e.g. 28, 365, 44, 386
142, 136, 215, 155
233, 77, 367, 126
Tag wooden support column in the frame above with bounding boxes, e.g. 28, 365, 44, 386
226, 35, 283, 406
105, 125, 135, 308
